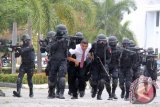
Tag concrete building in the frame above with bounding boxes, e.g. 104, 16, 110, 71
123, 0, 160, 52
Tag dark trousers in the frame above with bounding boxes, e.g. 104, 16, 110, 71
132, 66, 140, 82
90, 63, 105, 96
144, 67, 157, 81
67, 63, 76, 93
17, 64, 34, 89
105, 67, 118, 95
48, 59, 67, 97
119, 68, 133, 98
72, 62, 87, 97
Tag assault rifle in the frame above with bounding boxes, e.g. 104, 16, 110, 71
0, 44, 21, 52
94, 55, 110, 78
127, 47, 144, 52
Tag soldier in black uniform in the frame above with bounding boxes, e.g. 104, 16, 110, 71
39, 31, 56, 98
39, 31, 56, 76
106, 36, 121, 100
48, 24, 73, 99
67, 32, 84, 96
90, 34, 111, 100
143, 47, 157, 81
13, 34, 35, 97
142, 47, 157, 95
129, 40, 142, 81
119, 38, 136, 101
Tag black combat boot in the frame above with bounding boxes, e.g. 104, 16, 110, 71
124, 93, 129, 101
71, 93, 78, 99
97, 90, 102, 100
13, 88, 21, 97
48, 86, 55, 99
59, 89, 65, 99
91, 88, 97, 98
121, 88, 125, 99
52, 88, 56, 98
112, 88, 118, 99
29, 88, 34, 98
55, 88, 60, 98
79, 91, 85, 97
68, 91, 72, 96
124, 89, 129, 101
106, 87, 112, 100
71, 90, 78, 99
112, 93, 118, 99
107, 94, 112, 100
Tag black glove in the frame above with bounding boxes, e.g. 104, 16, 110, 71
16, 47, 22, 54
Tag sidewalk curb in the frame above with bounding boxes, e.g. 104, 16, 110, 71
0, 82, 16, 88
0, 82, 68, 89
0, 82, 91, 89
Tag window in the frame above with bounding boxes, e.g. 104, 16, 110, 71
156, 11, 159, 27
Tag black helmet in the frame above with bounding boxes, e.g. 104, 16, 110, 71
21, 34, 31, 41
147, 47, 154, 54
74, 32, 84, 44
96, 34, 107, 45
47, 31, 56, 38
129, 40, 136, 47
46, 31, 56, 42
56, 24, 68, 37
122, 38, 130, 48
96, 34, 107, 41
75, 32, 84, 39
108, 36, 118, 47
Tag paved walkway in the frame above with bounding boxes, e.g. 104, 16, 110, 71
1, 77, 160, 107
0, 86, 160, 107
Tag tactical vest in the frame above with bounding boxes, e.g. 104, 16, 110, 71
110, 46, 121, 67
50, 39, 68, 60
94, 41, 107, 64
21, 45, 35, 65
146, 56, 157, 71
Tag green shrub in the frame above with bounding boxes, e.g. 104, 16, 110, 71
0, 73, 48, 84
0, 67, 45, 74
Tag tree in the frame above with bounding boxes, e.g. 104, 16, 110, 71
0, 0, 30, 33
26, 0, 96, 72
94, 0, 136, 41
0, 0, 96, 72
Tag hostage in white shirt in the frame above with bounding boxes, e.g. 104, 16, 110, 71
68, 39, 92, 67
67, 39, 92, 99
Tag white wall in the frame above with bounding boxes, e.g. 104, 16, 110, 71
122, 0, 160, 51
122, 0, 146, 47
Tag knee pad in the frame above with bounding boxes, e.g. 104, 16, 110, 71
99, 79, 105, 85
17, 78, 21, 83
112, 79, 118, 86
105, 82, 110, 88
126, 81, 131, 88
59, 77, 65, 89
48, 80, 56, 87
98, 79, 105, 88
19, 65, 25, 72
90, 80, 97, 86
59, 63, 67, 77
17, 77, 22, 85
17, 78, 22, 88
112, 70, 118, 78
59, 77, 65, 83
119, 83, 125, 89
